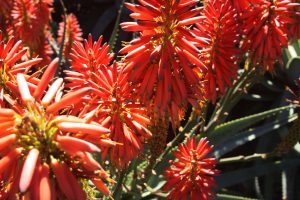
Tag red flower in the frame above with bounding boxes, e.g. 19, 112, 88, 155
0, 0, 12, 15
0, 33, 42, 106
68, 34, 114, 82
193, 0, 240, 102
66, 54, 152, 167
288, 0, 300, 40
240, 0, 299, 70
229, 0, 252, 15
9, 0, 53, 65
0, 0, 13, 37
58, 13, 83, 59
0, 59, 112, 199
120, 0, 206, 126
164, 137, 219, 200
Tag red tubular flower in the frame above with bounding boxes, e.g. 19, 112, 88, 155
0, 0, 12, 15
228, 0, 252, 15
0, 59, 112, 198
10, 0, 53, 65
68, 34, 114, 82
66, 54, 152, 167
288, 0, 300, 40
164, 137, 219, 200
0, 33, 42, 106
58, 13, 83, 59
240, 0, 299, 70
120, 0, 207, 126
0, 0, 13, 37
193, 0, 240, 102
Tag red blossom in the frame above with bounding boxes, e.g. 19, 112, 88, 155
240, 0, 299, 70
0, 59, 112, 198
193, 0, 240, 102
164, 137, 219, 200
68, 34, 114, 83
120, 0, 206, 127
0, 32, 42, 106
9, 0, 53, 65
66, 51, 152, 167
58, 13, 83, 59
288, 0, 300, 40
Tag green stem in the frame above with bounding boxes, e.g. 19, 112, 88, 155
205, 67, 258, 133
108, 0, 126, 52
112, 169, 127, 200
153, 110, 201, 170
219, 153, 270, 164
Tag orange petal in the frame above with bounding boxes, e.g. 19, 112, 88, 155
57, 122, 110, 135
34, 58, 59, 100
56, 135, 101, 153
0, 108, 16, 117
39, 164, 51, 200
17, 73, 33, 103
19, 148, 39, 193
47, 87, 92, 113
51, 159, 75, 200
41, 78, 64, 106
0, 148, 22, 174
92, 179, 110, 196
0, 134, 17, 152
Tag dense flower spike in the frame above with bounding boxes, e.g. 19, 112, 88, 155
68, 34, 114, 81
58, 13, 83, 59
9, 0, 53, 64
0, 33, 42, 105
193, 0, 240, 102
164, 137, 219, 200
66, 58, 152, 167
0, 0, 13, 37
0, 0, 12, 15
288, 0, 300, 40
0, 65, 112, 198
240, 0, 299, 70
120, 0, 206, 126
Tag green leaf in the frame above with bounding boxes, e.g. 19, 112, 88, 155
207, 105, 297, 144
211, 114, 298, 158
108, 0, 126, 52
216, 159, 300, 188
216, 194, 258, 200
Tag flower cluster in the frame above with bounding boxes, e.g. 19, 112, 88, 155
58, 14, 83, 59
65, 36, 152, 168
0, 0, 299, 199
164, 137, 219, 200
120, 0, 206, 126
239, 0, 299, 70
10, 0, 53, 65
193, 0, 240, 102
0, 59, 112, 199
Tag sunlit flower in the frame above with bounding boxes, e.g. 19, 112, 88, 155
193, 0, 240, 102
120, 0, 207, 126
68, 34, 114, 82
66, 54, 152, 167
240, 0, 299, 70
58, 13, 83, 59
164, 137, 219, 200
0, 32, 42, 106
10, 0, 53, 65
0, 58, 112, 199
